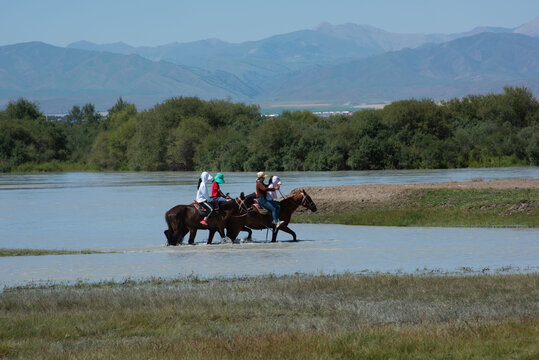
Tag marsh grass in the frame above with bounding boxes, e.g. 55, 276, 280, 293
294, 188, 539, 227
0, 248, 113, 257
1, 273, 537, 359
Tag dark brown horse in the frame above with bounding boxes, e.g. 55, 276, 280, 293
227, 190, 317, 242
164, 199, 241, 245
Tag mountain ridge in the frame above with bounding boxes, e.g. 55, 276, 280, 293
1, 16, 538, 112
260, 33, 539, 104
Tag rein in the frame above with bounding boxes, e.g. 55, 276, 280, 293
233, 197, 250, 217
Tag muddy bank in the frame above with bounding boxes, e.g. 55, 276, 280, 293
293, 179, 539, 214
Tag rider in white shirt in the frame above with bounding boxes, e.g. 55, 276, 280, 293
266, 175, 282, 200
196, 171, 213, 226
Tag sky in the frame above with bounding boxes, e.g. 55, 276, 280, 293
1, 0, 539, 47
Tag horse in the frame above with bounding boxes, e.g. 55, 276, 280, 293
164, 198, 241, 245
226, 189, 317, 242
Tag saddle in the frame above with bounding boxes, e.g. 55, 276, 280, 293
193, 200, 219, 217
251, 199, 269, 215
237, 193, 269, 216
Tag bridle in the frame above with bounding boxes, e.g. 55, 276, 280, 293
289, 191, 315, 210
299, 192, 315, 210
233, 196, 250, 217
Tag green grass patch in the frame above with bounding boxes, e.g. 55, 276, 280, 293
0, 248, 113, 257
1, 273, 537, 359
295, 188, 539, 227
9, 161, 89, 173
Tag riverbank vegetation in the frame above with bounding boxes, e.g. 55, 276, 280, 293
0, 248, 112, 257
1, 273, 537, 359
294, 188, 539, 227
1, 86, 538, 172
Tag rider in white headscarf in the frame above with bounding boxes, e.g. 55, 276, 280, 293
266, 175, 282, 200
196, 171, 213, 226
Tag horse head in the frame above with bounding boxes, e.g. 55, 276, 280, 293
294, 189, 317, 212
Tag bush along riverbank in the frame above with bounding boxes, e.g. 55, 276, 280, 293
293, 185, 539, 228
0, 273, 537, 359
2, 86, 539, 173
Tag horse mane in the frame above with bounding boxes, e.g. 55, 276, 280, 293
277, 190, 303, 205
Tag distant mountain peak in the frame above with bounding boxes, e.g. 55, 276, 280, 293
314, 22, 384, 34
313, 22, 334, 31
67, 40, 135, 54
514, 15, 539, 36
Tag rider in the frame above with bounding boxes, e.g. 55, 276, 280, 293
196, 171, 214, 226
266, 175, 282, 201
211, 172, 228, 204
256, 171, 283, 228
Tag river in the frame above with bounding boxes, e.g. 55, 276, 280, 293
1, 168, 538, 287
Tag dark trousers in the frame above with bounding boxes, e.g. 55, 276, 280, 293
200, 201, 213, 218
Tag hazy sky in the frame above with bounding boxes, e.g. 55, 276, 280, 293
2, 0, 538, 47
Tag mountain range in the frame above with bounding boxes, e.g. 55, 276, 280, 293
1, 16, 538, 112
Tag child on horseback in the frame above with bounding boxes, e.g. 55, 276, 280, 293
196, 171, 214, 226
211, 172, 228, 204
256, 171, 284, 228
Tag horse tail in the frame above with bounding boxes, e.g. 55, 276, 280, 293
164, 206, 188, 245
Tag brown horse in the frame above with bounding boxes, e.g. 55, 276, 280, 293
227, 189, 317, 242
164, 199, 241, 245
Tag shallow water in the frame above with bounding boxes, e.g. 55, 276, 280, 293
1, 225, 537, 287
1, 168, 538, 287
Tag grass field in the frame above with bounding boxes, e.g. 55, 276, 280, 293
0, 249, 112, 257
293, 188, 539, 227
1, 273, 538, 359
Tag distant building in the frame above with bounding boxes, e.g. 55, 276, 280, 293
312, 111, 352, 118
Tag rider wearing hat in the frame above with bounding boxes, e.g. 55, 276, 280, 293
256, 171, 283, 228
212, 172, 228, 203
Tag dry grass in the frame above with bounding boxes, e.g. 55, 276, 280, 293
1, 273, 538, 359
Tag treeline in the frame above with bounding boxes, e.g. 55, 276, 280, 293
1, 87, 538, 172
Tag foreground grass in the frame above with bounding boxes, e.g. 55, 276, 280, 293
1, 273, 538, 359
294, 188, 539, 227
0, 248, 111, 257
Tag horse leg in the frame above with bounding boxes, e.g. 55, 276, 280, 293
165, 212, 180, 246
271, 229, 278, 242
188, 229, 197, 245
241, 226, 252, 240
226, 223, 244, 244
219, 226, 232, 243
178, 224, 188, 245
278, 224, 297, 242
164, 229, 175, 246
208, 229, 216, 244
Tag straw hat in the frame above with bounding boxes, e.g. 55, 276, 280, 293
257, 171, 268, 179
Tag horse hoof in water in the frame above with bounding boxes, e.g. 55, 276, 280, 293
221, 236, 232, 244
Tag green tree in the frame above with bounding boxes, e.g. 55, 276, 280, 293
107, 97, 133, 116
89, 105, 137, 169
4, 98, 42, 120
166, 116, 211, 170
246, 117, 302, 171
